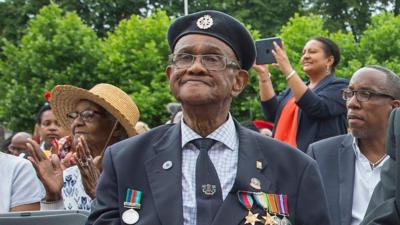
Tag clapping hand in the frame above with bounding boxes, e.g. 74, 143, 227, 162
27, 138, 63, 201
74, 136, 99, 199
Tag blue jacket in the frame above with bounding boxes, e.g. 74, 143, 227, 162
261, 74, 348, 152
87, 120, 332, 225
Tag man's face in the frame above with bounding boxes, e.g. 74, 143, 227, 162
166, 34, 248, 106
9, 135, 29, 156
346, 68, 396, 139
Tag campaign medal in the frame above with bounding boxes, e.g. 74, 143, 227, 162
265, 194, 280, 225
276, 194, 291, 225
238, 191, 261, 225
122, 209, 139, 225
253, 192, 274, 225
122, 188, 142, 224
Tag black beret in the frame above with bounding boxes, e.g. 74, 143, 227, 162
167, 10, 256, 71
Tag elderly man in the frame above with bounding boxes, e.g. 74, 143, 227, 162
87, 10, 331, 225
307, 65, 400, 225
8, 132, 31, 157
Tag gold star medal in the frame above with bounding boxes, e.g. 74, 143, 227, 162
238, 191, 260, 225
245, 210, 261, 225
262, 212, 275, 225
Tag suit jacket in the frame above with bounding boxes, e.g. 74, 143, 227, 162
307, 134, 355, 225
360, 108, 400, 225
87, 121, 331, 225
262, 74, 348, 152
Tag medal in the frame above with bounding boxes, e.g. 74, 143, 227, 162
238, 191, 261, 225
123, 188, 142, 224
271, 215, 281, 225
262, 212, 276, 225
122, 208, 139, 224
280, 217, 292, 225
253, 192, 273, 225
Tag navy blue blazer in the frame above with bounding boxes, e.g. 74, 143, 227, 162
87, 121, 331, 225
261, 74, 348, 152
307, 134, 355, 225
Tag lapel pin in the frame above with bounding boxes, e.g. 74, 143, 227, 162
256, 161, 262, 170
250, 177, 261, 190
162, 160, 173, 170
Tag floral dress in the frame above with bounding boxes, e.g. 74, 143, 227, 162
62, 165, 92, 210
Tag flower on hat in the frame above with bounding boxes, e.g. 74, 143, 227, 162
44, 91, 52, 102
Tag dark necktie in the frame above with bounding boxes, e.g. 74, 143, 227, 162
192, 138, 223, 225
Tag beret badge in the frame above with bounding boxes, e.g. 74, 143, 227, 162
196, 15, 213, 29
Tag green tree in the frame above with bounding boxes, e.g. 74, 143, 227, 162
0, 3, 101, 131
305, 0, 399, 39
97, 10, 174, 126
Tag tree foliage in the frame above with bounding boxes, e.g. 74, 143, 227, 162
0, 4, 101, 131
305, 0, 400, 39
1, 3, 400, 132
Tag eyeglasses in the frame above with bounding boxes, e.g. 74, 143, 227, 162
66, 110, 103, 123
342, 89, 395, 102
8, 145, 27, 153
169, 53, 240, 71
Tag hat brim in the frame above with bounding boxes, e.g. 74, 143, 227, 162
51, 85, 138, 137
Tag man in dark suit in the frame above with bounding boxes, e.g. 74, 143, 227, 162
360, 108, 400, 225
87, 10, 331, 225
307, 65, 400, 225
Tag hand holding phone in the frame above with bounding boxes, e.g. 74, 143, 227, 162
255, 37, 282, 65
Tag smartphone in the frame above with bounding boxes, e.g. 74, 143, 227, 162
255, 37, 282, 65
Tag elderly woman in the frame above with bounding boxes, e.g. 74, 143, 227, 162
27, 83, 139, 210
254, 37, 348, 151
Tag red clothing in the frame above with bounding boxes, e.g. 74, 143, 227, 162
274, 97, 299, 148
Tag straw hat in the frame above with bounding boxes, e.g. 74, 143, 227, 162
50, 83, 140, 137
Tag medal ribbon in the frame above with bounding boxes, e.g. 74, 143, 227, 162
274, 194, 282, 214
267, 194, 278, 214
125, 188, 142, 209
253, 192, 271, 212
280, 194, 289, 216
238, 191, 254, 210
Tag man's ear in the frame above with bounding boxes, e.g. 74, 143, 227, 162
392, 99, 400, 108
231, 70, 249, 97
166, 66, 173, 81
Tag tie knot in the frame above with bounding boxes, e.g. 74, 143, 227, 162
191, 138, 216, 152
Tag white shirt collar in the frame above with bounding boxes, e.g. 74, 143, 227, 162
180, 113, 237, 151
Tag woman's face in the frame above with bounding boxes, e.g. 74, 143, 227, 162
300, 40, 334, 76
38, 110, 68, 147
69, 100, 116, 153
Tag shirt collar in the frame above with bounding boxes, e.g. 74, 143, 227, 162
181, 113, 237, 151
352, 136, 389, 167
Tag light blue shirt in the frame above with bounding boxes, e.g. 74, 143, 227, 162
181, 114, 239, 225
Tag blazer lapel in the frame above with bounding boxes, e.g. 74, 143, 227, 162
338, 134, 356, 225
144, 124, 183, 225
212, 123, 271, 225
